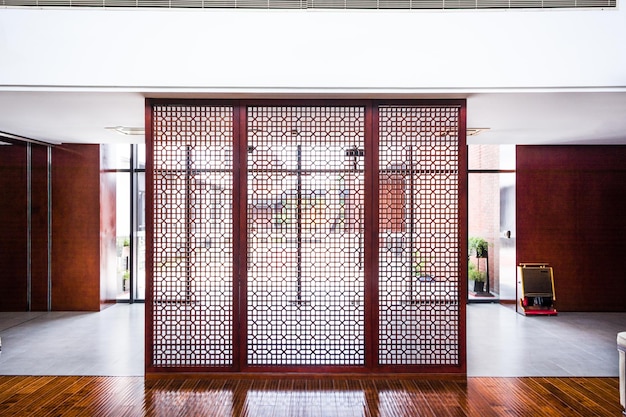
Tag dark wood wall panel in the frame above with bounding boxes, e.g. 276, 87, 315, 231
31, 145, 50, 311
517, 145, 626, 311
51, 144, 101, 311
0, 144, 28, 311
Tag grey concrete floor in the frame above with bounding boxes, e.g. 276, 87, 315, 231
0, 303, 623, 377
467, 303, 625, 377
0, 303, 144, 376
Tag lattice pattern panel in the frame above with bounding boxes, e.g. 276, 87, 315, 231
246, 106, 365, 366
151, 105, 234, 367
378, 105, 460, 365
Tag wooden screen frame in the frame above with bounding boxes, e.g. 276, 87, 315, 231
145, 99, 467, 375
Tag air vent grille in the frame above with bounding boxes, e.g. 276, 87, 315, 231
1, 0, 616, 8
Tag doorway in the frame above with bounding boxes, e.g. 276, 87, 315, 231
113, 144, 146, 303
467, 145, 516, 302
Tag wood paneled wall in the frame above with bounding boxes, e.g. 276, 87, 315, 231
0, 144, 28, 310
517, 145, 626, 311
30, 145, 51, 310
0, 142, 114, 312
51, 144, 102, 311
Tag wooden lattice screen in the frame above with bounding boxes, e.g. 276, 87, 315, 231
146, 100, 466, 374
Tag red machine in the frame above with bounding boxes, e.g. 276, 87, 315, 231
517, 263, 557, 316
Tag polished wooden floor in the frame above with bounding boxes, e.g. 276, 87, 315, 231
0, 376, 621, 416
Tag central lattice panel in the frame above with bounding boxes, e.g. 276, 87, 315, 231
378, 105, 460, 366
246, 106, 365, 366
151, 105, 234, 368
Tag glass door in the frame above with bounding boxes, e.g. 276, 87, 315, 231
467, 145, 516, 302
133, 146, 146, 301
115, 144, 146, 302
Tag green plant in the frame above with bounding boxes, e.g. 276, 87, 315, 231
122, 270, 130, 280
468, 237, 488, 258
468, 261, 486, 282
412, 250, 426, 277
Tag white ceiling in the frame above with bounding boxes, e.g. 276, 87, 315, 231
1, 91, 626, 146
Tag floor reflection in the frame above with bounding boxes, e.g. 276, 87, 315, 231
143, 378, 468, 417
145, 379, 235, 416
0, 375, 618, 416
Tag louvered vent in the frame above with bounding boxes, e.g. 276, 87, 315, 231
0, 0, 616, 7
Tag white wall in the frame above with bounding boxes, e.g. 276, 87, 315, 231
1, 7, 625, 91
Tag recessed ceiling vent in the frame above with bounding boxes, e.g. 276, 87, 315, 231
0, 0, 615, 9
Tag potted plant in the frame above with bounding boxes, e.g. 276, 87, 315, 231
468, 261, 486, 292
469, 237, 488, 259
122, 270, 130, 292
468, 237, 488, 292
413, 250, 434, 282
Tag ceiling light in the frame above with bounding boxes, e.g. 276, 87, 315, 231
433, 128, 490, 137
0, 141, 11, 145
467, 128, 490, 136
106, 126, 145, 136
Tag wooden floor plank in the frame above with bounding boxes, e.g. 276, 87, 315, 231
0, 376, 622, 416
6, 377, 79, 417
544, 377, 616, 417
0, 377, 55, 415
525, 377, 591, 417
479, 379, 533, 416
466, 378, 500, 416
